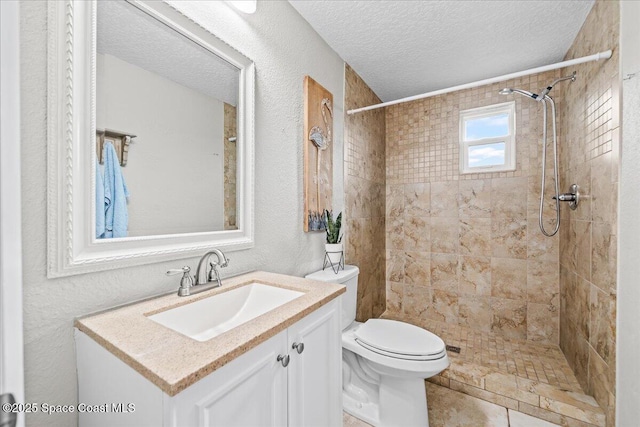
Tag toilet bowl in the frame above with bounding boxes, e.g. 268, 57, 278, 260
306, 266, 449, 427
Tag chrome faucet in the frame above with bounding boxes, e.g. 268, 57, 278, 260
166, 249, 230, 297
195, 248, 229, 287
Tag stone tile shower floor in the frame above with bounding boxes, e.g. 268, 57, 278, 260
383, 313, 605, 427
419, 318, 581, 391
344, 383, 561, 426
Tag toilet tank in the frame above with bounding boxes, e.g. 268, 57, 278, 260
305, 265, 359, 330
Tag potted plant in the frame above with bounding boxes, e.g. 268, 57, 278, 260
324, 210, 343, 269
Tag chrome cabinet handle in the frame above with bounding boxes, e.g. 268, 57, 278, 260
277, 354, 290, 367
292, 342, 304, 354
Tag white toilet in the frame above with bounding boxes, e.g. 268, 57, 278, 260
306, 265, 449, 427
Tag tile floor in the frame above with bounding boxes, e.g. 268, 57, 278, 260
389, 315, 582, 391
343, 383, 561, 426
381, 314, 605, 426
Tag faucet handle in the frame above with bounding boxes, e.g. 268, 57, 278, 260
208, 262, 221, 283
166, 266, 191, 276
167, 266, 194, 296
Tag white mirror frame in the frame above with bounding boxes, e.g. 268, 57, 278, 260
47, 0, 255, 278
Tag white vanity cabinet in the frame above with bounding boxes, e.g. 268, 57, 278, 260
75, 298, 341, 427
287, 300, 342, 427
167, 329, 289, 427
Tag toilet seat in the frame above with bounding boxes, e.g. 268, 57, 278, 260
355, 340, 446, 361
343, 321, 449, 376
354, 319, 446, 361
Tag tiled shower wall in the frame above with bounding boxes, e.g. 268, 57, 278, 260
384, 70, 563, 345
557, 0, 619, 425
344, 64, 387, 320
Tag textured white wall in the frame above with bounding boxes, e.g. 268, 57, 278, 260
1, 1, 25, 422
97, 53, 225, 236
620, 1, 640, 78
617, 1, 640, 423
20, 1, 344, 426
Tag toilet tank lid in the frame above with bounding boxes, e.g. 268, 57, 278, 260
305, 265, 359, 283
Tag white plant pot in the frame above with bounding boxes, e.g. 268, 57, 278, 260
325, 243, 343, 265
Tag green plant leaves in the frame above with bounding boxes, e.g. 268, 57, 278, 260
324, 210, 342, 244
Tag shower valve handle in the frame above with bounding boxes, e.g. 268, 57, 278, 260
553, 193, 576, 202
552, 184, 580, 210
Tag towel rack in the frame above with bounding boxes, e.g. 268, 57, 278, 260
96, 129, 137, 167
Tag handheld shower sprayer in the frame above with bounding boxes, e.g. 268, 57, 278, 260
499, 88, 540, 100
498, 72, 576, 237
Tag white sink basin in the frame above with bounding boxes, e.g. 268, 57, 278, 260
148, 283, 304, 342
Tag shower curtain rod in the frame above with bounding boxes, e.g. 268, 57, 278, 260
346, 49, 612, 115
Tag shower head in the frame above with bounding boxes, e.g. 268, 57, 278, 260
499, 88, 540, 100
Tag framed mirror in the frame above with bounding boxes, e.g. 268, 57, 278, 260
47, 0, 255, 277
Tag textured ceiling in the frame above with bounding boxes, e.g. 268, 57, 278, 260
289, 0, 595, 102
98, 1, 239, 106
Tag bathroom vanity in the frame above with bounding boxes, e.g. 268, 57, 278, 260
74, 271, 344, 427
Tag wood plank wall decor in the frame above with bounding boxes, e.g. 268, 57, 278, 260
303, 76, 333, 232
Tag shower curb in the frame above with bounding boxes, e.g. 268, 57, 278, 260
428, 352, 604, 426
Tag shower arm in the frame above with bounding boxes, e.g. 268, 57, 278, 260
539, 72, 577, 99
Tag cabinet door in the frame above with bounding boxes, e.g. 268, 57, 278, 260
167, 330, 288, 427
287, 298, 342, 427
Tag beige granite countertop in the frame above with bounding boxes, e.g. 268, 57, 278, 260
75, 271, 345, 396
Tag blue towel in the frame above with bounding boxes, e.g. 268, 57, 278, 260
95, 159, 105, 238
103, 142, 130, 238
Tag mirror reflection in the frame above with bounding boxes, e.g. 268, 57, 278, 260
95, 0, 239, 239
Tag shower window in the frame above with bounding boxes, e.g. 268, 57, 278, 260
459, 101, 516, 174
